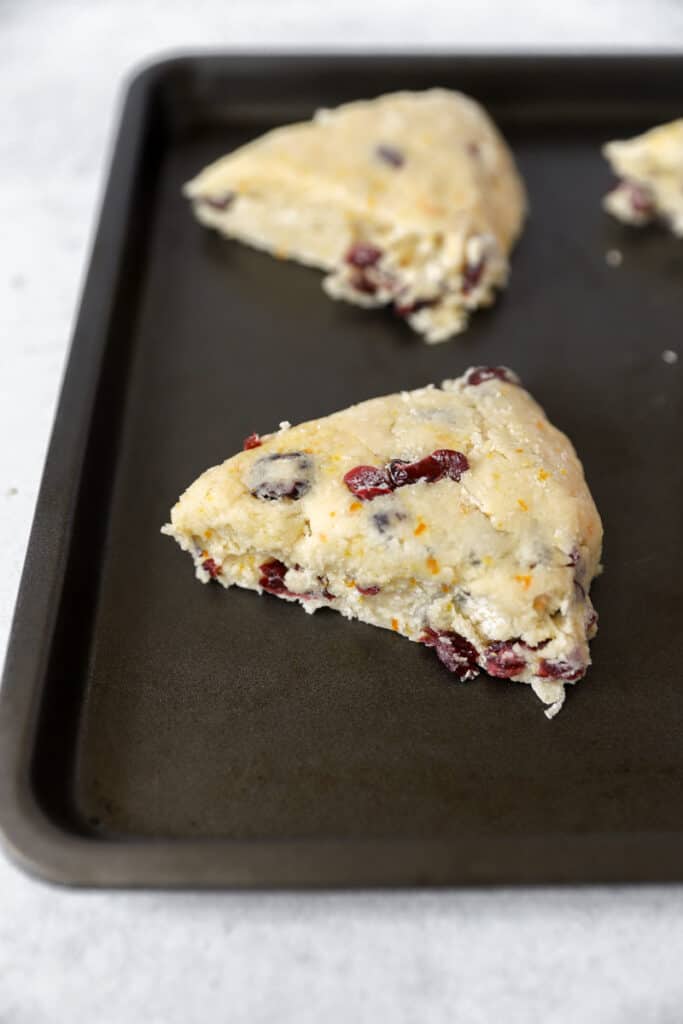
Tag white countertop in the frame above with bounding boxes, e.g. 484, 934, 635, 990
1, 1, 682, 1020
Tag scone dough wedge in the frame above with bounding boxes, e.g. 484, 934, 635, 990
603, 119, 683, 236
184, 89, 527, 343
163, 367, 602, 718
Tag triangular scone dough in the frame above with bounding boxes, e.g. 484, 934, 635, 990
184, 89, 527, 343
163, 368, 602, 716
603, 119, 683, 236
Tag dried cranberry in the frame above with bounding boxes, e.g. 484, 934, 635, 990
356, 584, 381, 595
375, 144, 405, 168
462, 259, 485, 295
345, 450, 469, 501
259, 559, 290, 594
203, 192, 235, 211
421, 627, 480, 681
248, 452, 313, 501
202, 558, 221, 579
343, 465, 393, 500
350, 270, 378, 295
258, 560, 332, 601
485, 640, 527, 678
345, 243, 383, 269
243, 432, 262, 450
465, 366, 519, 387
538, 658, 585, 682
388, 449, 469, 487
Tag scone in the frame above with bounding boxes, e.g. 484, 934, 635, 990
184, 90, 527, 343
603, 119, 683, 236
163, 368, 602, 717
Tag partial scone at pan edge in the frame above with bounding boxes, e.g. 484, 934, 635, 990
163, 367, 602, 718
603, 119, 683, 236
184, 89, 527, 343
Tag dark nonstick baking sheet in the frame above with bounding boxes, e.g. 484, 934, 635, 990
1, 55, 682, 887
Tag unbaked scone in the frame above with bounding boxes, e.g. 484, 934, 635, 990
163, 368, 602, 717
184, 90, 527, 343
603, 119, 683, 236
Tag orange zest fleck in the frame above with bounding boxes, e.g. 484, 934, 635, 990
538, 469, 549, 482
441, 583, 450, 593
515, 447, 524, 453
345, 580, 355, 588
319, 532, 327, 542
517, 498, 528, 512
200, 549, 208, 559
203, 529, 213, 539
408, 577, 417, 588
515, 574, 533, 590
391, 618, 399, 631
349, 502, 362, 513
329, 510, 336, 517
426, 556, 440, 574
413, 520, 427, 536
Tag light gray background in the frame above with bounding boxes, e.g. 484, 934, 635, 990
1, 2, 682, 1021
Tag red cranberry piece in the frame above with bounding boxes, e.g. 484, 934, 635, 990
343, 465, 393, 501
462, 258, 485, 295
243, 432, 262, 450
203, 192, 235, 211
375, 144, 405, 168
345, 450, 468, 501
346, 243, 383, 269
485, 640, 526, 678
259, 559, 291, 595
248, 452, 313, 501
258, 560, 333, 601
538, 658, 585, 682
388, 449, 469, 487
421, 627, 480, 682
356, 584, 381, 595
202, 558, 221, 579
465, 366, 519, 387
350, 270, 378, 295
